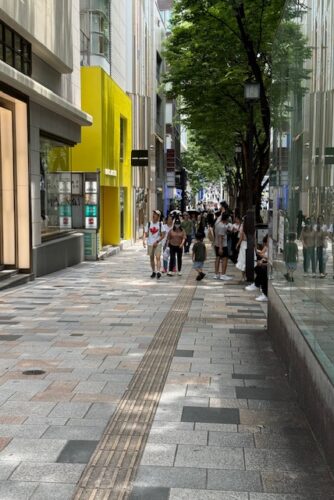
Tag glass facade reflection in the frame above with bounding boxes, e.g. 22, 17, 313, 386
40, 136, 72, 238
270, 0, 334, 382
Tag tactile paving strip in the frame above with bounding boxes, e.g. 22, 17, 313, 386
73, 276, 196, 500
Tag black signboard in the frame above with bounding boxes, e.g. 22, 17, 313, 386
131, 150, 149, 167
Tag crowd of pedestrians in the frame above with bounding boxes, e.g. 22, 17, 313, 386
142, 202, 269, 303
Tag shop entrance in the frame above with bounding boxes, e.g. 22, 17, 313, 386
0, 93, 30, 270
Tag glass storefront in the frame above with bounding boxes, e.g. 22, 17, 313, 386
40, 136, 72, 239
270, 0, 334, 383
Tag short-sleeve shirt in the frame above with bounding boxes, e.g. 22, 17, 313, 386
145, 222, 162, 245
214, 222, 228, 247
192, 241, 206, 262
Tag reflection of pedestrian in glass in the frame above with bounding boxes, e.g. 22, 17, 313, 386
296, 210, 304, 239
300, 218, 315, 276
315, 216, 327, 278
284, 232, 298, 282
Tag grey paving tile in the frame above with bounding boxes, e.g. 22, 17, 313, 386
147, 428, 207, 445
181, 406, 240, 424
232, 373, 266, 380
56, 440, 99, 464
236, 387, 294, 401
42, 425, 104, 441
254, 433, 317, 450
208, 431, 254, 447
169, 488, 249, 499
10, 462, 85, 483
48, 402, 91, 419
141, 443, 177, 466
245, 448, 328, 472
84, 402, 117, 419
175, 444, 244, 469
0, 424, 48, 439
0, 462, 20, 480
129, 486, 170, 500
0, 481, 37, 499
30, 482, 75, 500
261, 470, 334, 496
249, 494, 315, 500
195, 423, 238, 432
174, 350, 194, 358
208, 469, 262, 492
0, 438, 66, 462
133, 465, 206, 489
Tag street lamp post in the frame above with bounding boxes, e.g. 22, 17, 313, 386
244, 81, 260, 283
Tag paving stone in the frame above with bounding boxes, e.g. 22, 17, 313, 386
147, 428, 207, 445
56, 440, 99, 464
48, 402, 91, 418
42, 425, 104, 440
249, 494, 315, 500
133, 465, 206, 489
169, 488, 249, 499
0, 438, 66, 462
141, 443, 177, 466
245, 448, 328, 472
0, 462, 20, 480
254, 433, 317, 450
207, 469, 262, 492
30, 482, 76, 500
208, 431, 254, 447
0, 481, 37, 499
129, 486, 170, 500
84, 402, 117, 419
11, 462, 85, 483
232, 373, 266, 380
261, 470, 334, 496
236, 387, 294, 402
175, 444, 244, 469
175, 350, 194, 358
181, 406, 240, 424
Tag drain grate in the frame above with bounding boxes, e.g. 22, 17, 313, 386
22, 369, 46, 376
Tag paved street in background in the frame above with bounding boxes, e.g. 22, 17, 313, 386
0, 244, 333, 499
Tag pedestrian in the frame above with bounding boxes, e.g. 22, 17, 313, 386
213, 212, 232, 281
167, 219, 186, 276
181, 212, 193, 254
192, 232, 207, 281
236, 217, 247, 280
162, 214, 173, 273
300, 218, 315, 276
245, 235, 269, 301
284, 232, 298, 282
231, 214, 242, 264
314, 215, 328, 278
143, 210, 165, 279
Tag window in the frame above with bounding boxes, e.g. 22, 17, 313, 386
40, 136, 72, 239
0, 20, 31, 76
120, 118, 126, 163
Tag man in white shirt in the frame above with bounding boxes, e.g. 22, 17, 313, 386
143, 210, 166, 279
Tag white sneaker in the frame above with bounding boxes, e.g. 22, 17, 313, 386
213, 274, 220, 279
178, 272, 182, 276
220, 275, 233, 281
245, 283, 259, 291
255, 293, 268, 302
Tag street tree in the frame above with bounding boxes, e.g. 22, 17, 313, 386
163, 0, 308, 217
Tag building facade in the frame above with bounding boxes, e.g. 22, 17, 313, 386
0, 0, 91, 277
270, 0, 334, 469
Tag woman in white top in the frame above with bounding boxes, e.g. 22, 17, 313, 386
162, 214, 173, 273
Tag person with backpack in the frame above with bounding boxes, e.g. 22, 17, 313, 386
143, 210, 165, 279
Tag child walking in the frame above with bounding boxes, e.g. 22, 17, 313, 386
192, 232, 207, 281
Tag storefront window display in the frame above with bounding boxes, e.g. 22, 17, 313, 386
40, 136, 72, 238
270, 0, 334, 383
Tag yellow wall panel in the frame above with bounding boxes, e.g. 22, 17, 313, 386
71, 67, 133, 246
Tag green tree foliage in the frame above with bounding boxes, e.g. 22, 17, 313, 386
163, 0, 309, 215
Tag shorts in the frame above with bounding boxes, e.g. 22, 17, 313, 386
147, 244, 162, 257
193, 261, 204, 269
215, 246, 228, 258
286, 262, 297, 271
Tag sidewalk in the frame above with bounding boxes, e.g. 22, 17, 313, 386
0, 244, 333, 499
